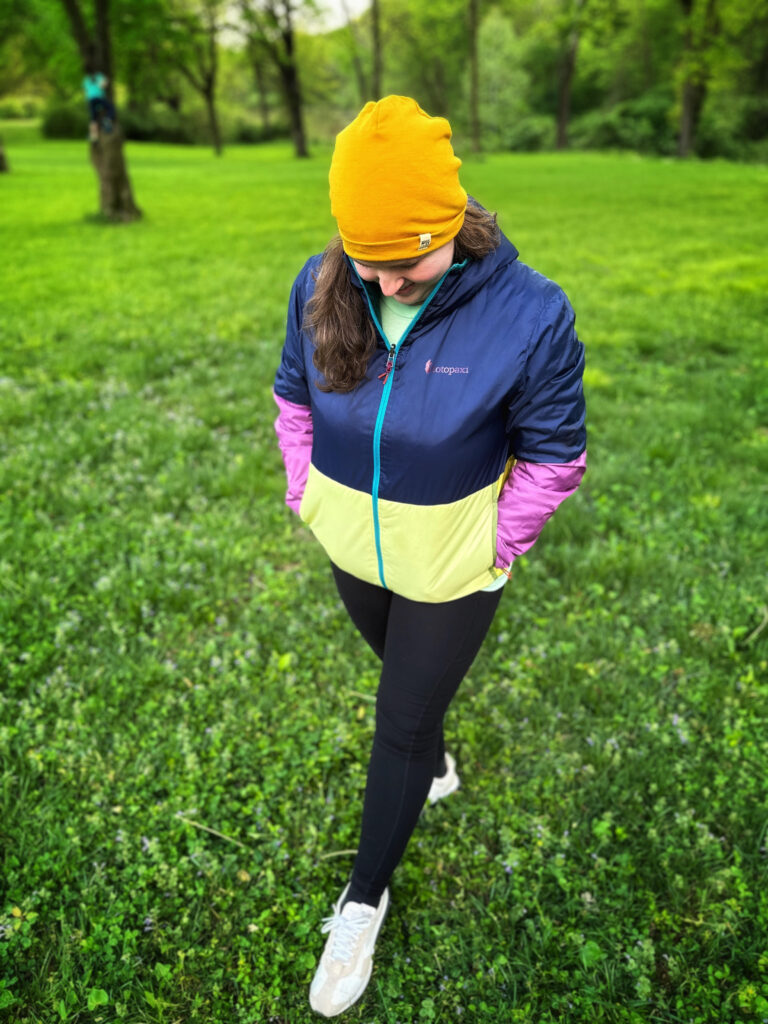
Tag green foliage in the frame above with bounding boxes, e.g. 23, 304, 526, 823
0, 95, 45, 119
569, 91, 677, 154
503, 114, 557, 152
380, 0, 468, 117
119, 106, 199, 145
475, 8, 531, 151
41, 102, 87, 140
696, 94, 768, 161
38, 100, 290, 146
1, 138, 768, 1022
232, 119, 290, 144
5, 0, 768, 158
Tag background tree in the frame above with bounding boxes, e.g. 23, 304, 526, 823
163, 0, 226, 155
467, 0, 479, 151
474, 8, 530, 151
1, 0, 80, 100
381, 0, 466, 117
555, 0, 583, 148
371, 0, 381, 98
677, 0, 718, 156
58, 0, 141, 219
339, 0, 371, 103
119, 0, 186, 121
245, 30, 277, 130
239, 0, 310, 158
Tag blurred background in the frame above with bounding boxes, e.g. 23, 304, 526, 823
1, 0, 767, 163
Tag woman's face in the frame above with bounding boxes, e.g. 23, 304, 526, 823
352, 239, 456, 306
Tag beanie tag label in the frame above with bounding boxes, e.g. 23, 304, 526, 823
418, 233, 431, 251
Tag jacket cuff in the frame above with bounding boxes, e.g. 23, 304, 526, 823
273, 391, 313, 514
496, 452, 586, 567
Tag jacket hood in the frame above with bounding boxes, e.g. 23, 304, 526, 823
347, 211, 520, 344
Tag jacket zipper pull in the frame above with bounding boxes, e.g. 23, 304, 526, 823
378, 344, 396, 384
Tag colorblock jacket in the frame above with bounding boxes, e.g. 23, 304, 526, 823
274, 229, 586, 603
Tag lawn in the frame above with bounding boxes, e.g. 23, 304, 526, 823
1, 129, 767, 1023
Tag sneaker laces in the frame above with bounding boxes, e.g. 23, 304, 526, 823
320, 905, 375, 964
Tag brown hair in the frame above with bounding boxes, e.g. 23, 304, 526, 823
304, 203, 501, 393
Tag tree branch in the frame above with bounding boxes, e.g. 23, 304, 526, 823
58, 0, 92, 65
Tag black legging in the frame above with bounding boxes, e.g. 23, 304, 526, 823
331, 563, 503, 906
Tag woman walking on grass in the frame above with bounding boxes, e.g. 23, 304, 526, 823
273, 95, 587, 1017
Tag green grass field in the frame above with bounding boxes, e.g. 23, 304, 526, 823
1, 128, 767, 1023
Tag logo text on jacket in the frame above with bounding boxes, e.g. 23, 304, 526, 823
425, 359, 469, 375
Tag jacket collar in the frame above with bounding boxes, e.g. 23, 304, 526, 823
346, 219, 519, 345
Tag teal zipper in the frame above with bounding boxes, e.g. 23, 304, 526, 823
351, 259, 467, 589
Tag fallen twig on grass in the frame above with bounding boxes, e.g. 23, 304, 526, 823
176, 814, 251, 851
744, 606, 768, 646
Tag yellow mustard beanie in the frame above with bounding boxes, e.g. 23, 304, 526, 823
329, 95, 467, 261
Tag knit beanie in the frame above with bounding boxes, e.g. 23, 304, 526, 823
329, 96, 467, 261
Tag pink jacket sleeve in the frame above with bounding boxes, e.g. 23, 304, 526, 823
273, 391, 313, 514
494, 452, 587, 569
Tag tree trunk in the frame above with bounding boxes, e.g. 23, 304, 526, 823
59, 0, 141, 219
371, 0, 382, 99
677, 0, 718, 157
340, 0, 369, 104
252, 54, 271, 131
240, 0, 308, 158
0, 143, 8, 172
281, 58, 308, 157
678, 77, 707, 157
468, 0, 480, 153
556, 22, 580, 149
90, 127, 141, 221
205, 12, 222, 155
204, 86, 222, 155
95, 0, 112, 82
278, 17, 308, 158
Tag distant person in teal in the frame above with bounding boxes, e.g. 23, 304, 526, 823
83, 65, 115, 141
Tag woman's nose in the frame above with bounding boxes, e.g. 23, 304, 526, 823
379, 273, 406, 296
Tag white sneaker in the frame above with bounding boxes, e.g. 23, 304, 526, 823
427, 752, 460, 805
309, 885, 389, 1017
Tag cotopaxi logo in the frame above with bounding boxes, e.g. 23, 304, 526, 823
425, 360, 469, 375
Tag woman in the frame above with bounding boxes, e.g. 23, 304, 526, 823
273, 95, 586, 1017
